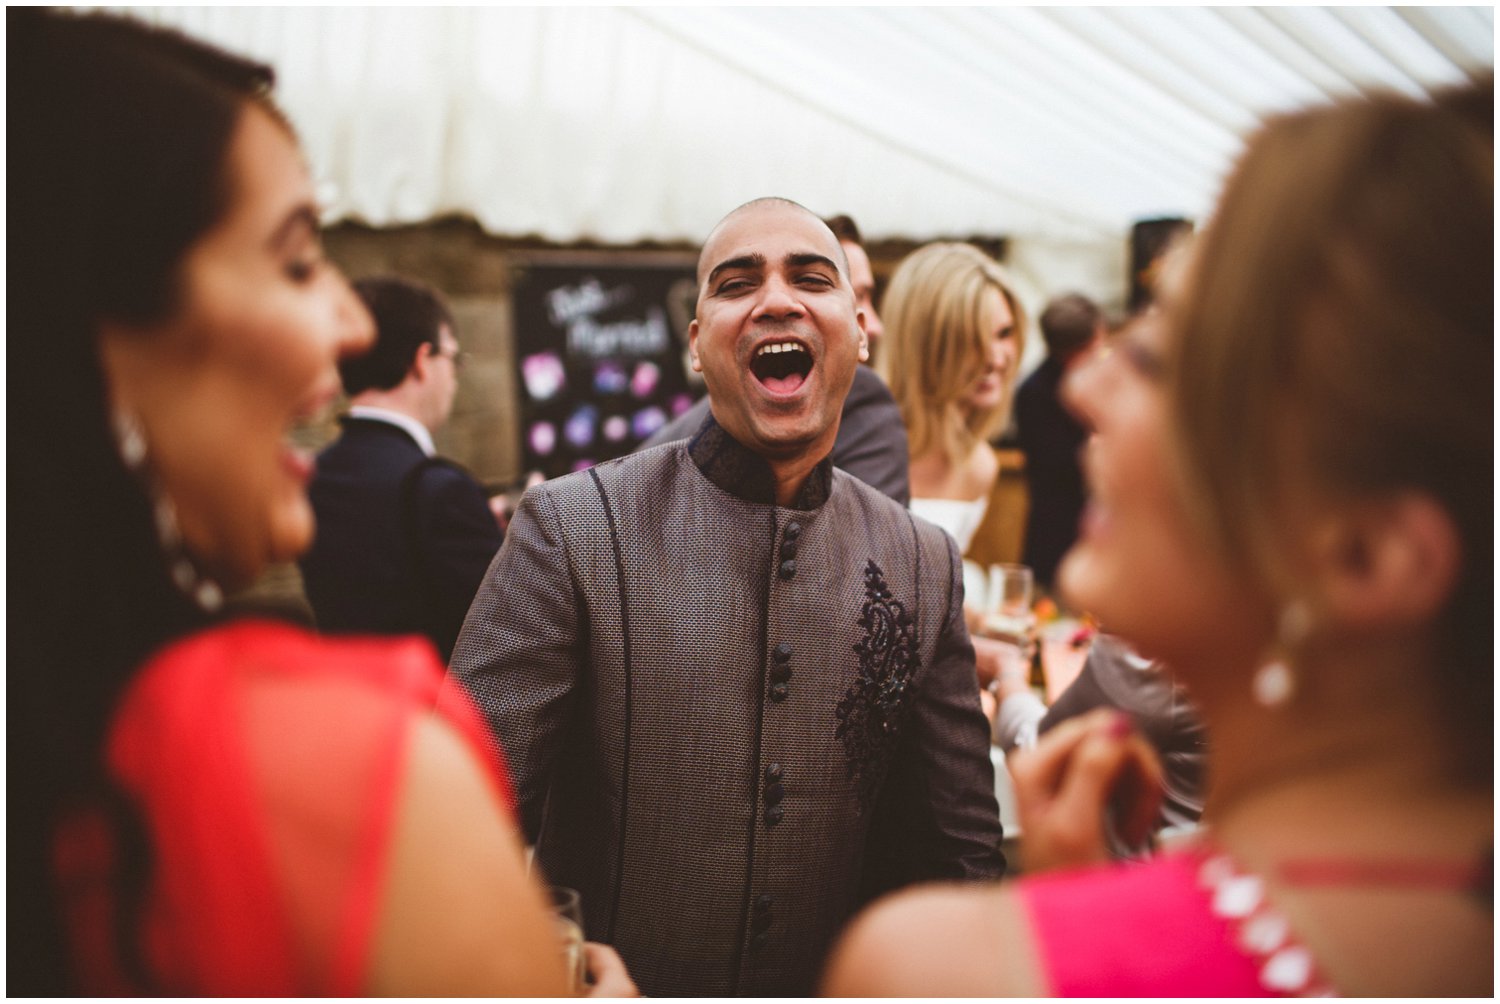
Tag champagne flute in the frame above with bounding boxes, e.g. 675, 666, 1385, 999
983, 563, 1034, 644
551, 886, 586, 992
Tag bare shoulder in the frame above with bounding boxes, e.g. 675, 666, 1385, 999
367, 714, 566, 995
822, 880, 1047, 997
399, 710, 513, 812
967, 443, 1000, 493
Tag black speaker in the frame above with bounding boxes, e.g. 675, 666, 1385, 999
1129, 217, 1193, 313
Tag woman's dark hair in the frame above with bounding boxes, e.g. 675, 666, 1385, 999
7, 10, 278, 992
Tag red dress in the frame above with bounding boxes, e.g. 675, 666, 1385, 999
1017, 849, 1308, 996
54, 620, 514, 995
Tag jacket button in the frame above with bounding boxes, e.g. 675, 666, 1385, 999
755, 893, 773, 912
773, 642, 792, 663
765, 805, 784, 826
751, 932, 769, 951
751, 911, 773, 934
769, 682, 789, 702
770, 662, 792, 683
765, 781, 785, 805
778, 558, 797, 580
784, 521, 802, 541
765, 763, 783, 780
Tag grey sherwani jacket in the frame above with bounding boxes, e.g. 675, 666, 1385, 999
448, 416, 1004, 996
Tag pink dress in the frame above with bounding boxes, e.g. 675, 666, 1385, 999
1018, 850, 1276, 996
54, 620, 514, 995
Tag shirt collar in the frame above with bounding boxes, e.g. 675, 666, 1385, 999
686, 411, 833, 510
346, 405, 436, 457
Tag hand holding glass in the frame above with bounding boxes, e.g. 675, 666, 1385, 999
551, 886, 586, 992
982, 563, 1034, 645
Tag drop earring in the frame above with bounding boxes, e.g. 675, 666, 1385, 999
111, 410, 223, 612
1252, 600, 1311, 709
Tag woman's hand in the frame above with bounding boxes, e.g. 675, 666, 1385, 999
1007, 708, 1163, 873
582, 942, 639, 997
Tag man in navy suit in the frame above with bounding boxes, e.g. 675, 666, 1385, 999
1015, 292, 1104, 591
301, 275, 503, 660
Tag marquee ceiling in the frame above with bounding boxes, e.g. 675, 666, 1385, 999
112, 7, 1493, 246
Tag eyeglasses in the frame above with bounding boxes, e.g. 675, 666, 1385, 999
435, 346, 467, 369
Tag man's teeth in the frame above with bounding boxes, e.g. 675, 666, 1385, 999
755, 341, 804, 357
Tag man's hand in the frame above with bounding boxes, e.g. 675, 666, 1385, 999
973, 635, 1032, 698
582, 942, 639, 997
1007, 708, 1163, 873
488, 494, 515, 533
489, 471, 546, 533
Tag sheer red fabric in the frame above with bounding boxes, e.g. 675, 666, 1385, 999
54, 619, 514, 995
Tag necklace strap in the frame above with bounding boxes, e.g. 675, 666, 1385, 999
1276, 844, 1492, 907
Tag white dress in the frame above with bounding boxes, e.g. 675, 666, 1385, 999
910, 493, 1022, 836
908, 495, 989, 553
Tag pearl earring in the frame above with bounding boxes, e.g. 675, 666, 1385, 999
1252, 601, 1311, 709
1252, 660, 1294, 708
111, 410, 223, 612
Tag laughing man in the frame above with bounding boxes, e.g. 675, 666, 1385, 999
446, 197, 1004, 996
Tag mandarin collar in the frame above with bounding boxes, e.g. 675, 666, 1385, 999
687, 412, 833, 510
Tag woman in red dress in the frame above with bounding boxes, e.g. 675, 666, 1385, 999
9, 10, 632, 995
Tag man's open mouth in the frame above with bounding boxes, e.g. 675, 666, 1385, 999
750, 340, 813, 394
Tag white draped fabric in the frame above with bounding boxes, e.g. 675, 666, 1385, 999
113, 7, 1490, 247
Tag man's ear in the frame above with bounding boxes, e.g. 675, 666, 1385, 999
1305, 492, 1461, 631
410, 341, 434, 383
855, 310, 869, 364
688, 319, 702, 373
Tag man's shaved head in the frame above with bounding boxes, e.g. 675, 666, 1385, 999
697, 197, 849, 286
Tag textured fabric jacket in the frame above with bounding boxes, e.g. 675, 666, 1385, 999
449, 416, 1004, 996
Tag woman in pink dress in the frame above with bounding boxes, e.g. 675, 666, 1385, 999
825, 81, 1492, 995
10, 10, 632, 995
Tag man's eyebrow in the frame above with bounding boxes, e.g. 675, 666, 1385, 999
705, 252, 766, 288
786, 252, 840, 273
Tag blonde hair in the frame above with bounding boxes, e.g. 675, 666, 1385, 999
1168, 81, 1492, 769
877, 243, 1027, 466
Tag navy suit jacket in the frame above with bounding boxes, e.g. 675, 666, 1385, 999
1015, 356, 1088, 590
301, 416, 502, 660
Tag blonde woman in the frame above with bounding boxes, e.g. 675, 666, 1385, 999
879, 243, 1031, 718
878, 243, 1027, 556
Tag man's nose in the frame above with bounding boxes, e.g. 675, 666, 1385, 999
752, 276, 805, 321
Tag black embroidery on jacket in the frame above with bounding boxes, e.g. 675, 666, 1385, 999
688, 413, 832, 510
835, 559, 921, 809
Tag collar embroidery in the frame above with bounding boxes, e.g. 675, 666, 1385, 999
687, 412, 833, 510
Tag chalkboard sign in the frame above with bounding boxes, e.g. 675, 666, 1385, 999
511, 261, 700, 480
